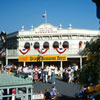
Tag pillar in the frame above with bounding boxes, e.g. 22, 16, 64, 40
80, 56, 82, 69
23, 61, 26, 67
16, 88, 18, 95
6, 48, 8, 65
42, 61, 44, 68
31, 88, 33, 100
60, 61, 63, 77
26, 88, 29, 100
7, 88, 9, 100
6, 59, 8, 65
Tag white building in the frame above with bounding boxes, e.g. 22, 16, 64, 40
0, 24, 99, 69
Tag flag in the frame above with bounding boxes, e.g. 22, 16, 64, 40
42, 12, 46, 18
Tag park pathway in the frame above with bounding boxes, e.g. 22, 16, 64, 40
33, 78, 80, 100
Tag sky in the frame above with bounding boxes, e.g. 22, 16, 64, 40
0, 0, 99, 33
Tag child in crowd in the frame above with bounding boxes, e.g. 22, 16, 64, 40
33, 71, 38, 82
44, 88, 51, 100
51, 86, 59, 100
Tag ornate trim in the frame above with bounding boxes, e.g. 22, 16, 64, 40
36, 48, 48, 54
55, 47, 68, 54
19, 48, 30, 55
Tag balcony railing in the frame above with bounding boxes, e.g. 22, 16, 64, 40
6, 48, 84, 57
7, 49, 18, 57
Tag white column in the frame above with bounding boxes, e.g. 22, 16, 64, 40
6, 48, 8, 65
7, 88, 9, 100
26, 88, 28, 100
60, 61, 63, 77
80, 57, 82, 69
6, 59, 8, 65
23, 61, 26, 67
42, 61, 44, 68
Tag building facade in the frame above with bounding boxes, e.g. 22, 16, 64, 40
0, 24, 99, 69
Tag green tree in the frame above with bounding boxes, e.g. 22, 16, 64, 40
79, 36, 100, 86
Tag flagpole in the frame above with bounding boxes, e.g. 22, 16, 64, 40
45, 11, 47, 24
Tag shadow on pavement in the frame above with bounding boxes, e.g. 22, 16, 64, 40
56, 94, 77, 100
56, 77, 64, 81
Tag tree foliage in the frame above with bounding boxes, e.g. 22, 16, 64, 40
79, 36, 100, 86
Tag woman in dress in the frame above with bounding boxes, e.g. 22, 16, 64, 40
51, 70, 55, 84
33, 71, 38, 82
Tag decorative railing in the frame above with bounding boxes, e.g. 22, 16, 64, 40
0, 73, 33, 100
6, 49, 18, 57
6, 48, 84, 57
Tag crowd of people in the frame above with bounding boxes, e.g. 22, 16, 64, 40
0, 64, 62, 84
62, 64, 80, 83
1, 63, 99, 100
0, 63, 80, 84
1, 63, 97, 100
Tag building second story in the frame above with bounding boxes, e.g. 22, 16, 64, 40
0, 24, 99, 58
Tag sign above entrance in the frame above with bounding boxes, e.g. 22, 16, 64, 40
18, 55, 67, 62
34, 24, 57, 34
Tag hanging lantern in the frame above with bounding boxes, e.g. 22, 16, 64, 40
63, 41, 69, 48
43, 42, 49, 48
53, 41, 59, 48
34, 42, 40, 49
79, 41, 82, 48
24, 42, 30, 49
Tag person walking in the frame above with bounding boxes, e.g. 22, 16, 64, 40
39, 90, 44, 100
50, 86, 59, 100
44, 88, 51, 100
51, 70, 55, 84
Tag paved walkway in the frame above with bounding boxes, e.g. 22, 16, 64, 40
33, 78, 80, 100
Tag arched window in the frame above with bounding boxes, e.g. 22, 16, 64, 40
34, 42, 40, 49
24, 42, 30, 49
43, 42, 49, 48
53, 41, 59, 48
63, 41, 69, 48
